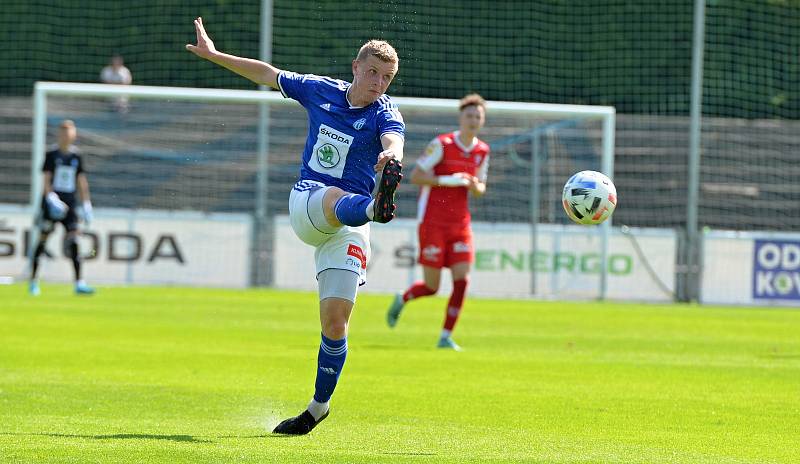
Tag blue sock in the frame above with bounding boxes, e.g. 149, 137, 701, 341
334, 194, 372, 226
314, 334, 348, 403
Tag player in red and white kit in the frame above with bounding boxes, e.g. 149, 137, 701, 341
386, 94, 489, 350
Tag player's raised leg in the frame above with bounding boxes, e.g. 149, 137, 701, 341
302, 160, 403, 235
330, 159, 403, 227
273, 269, 357, 435
371, 158, 403, 223
290, 184, 365, 246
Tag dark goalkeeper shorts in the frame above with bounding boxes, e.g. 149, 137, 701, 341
38, 199, 80, 233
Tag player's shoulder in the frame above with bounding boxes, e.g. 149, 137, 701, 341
374, 94, 402, 117
64, 145, 80, 158
374, 94, 404, 126
305, 73, 348, 91
437, 132, 457, 146
281, 71, 347, 91
375, 94, 399, 109
476, 138, 491, 153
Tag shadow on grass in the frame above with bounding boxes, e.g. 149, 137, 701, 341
3, 432, 307, 442
215, 434, 311, 440
36, 432, 213, 443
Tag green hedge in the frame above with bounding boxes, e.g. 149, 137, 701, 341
1, 0, 797, 118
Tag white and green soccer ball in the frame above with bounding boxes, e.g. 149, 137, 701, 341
561, 170, 617, 225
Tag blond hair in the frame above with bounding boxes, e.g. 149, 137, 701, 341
356, 40, 399, 64
459, 94, 486, 112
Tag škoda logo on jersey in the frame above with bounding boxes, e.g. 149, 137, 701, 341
317, 144, 340, 168
319, 127, 351, 145
315, 124, 354, 170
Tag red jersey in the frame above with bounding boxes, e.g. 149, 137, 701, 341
416, 131, 490, 226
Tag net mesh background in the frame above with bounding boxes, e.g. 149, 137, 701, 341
1, 0, 799, 231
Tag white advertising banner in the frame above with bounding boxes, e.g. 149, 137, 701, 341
0, 204, 251, 288
273, 216, 676, 301
701, 230, 800, 306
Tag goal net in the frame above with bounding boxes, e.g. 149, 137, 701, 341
3, 1, 799, 237
16, 82, 637, 299
2, 1, 798, 304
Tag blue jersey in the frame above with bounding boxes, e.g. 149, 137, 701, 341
277, 71, 405, 196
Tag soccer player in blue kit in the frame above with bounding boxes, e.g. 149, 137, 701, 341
187, 18, 404, 435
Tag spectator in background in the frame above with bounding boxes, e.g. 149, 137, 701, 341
100, 54, 132, 113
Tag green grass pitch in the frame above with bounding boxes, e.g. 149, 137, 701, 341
1, 284, 798, 463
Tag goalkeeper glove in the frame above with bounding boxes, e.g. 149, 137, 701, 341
45, 192, 68, 220
81, 200, 93, 225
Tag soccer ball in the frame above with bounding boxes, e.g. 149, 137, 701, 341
561, 170, 617, 225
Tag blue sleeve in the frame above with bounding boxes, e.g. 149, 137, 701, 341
277, 71, 315, 107
378, 101, 405, 139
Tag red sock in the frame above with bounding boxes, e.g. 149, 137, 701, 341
443, 278, 468, 332
402, 281, 436, 302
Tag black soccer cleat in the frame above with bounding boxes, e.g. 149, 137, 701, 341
272, 409, 329, 435
373, 159, 403, 223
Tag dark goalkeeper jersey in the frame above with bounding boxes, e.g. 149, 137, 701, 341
43, 147, 85, 207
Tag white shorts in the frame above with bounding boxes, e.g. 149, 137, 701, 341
288, 180, 370, 285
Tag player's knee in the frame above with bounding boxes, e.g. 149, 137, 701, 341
450, 265, 472, 283
308, 187, 342, 233
322, 187, 347, 210
424, 282, 440, 294
39, 219, 55, 234
63, 235, 79, 259
318, 268, 358, 338
422, 275, 441, 293
322, 319, 348, 340
33, 236, 49, 257
322, 187, 347, 227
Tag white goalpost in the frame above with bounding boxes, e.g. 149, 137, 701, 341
31, 81, 617, 298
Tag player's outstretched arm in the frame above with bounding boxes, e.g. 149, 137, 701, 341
185, 17, 281, 89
